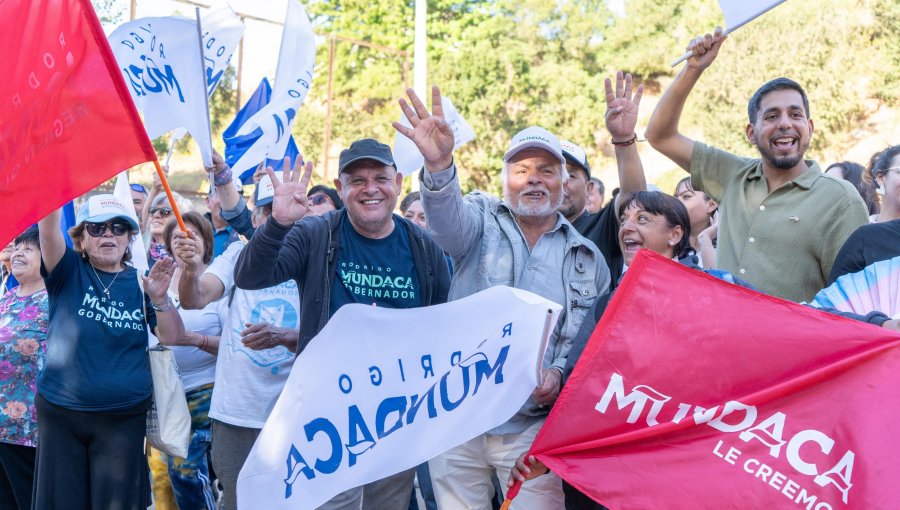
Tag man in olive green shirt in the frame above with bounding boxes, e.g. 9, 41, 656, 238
645, 28, 867, 302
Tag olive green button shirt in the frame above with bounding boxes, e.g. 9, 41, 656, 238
691, 142, 868, 302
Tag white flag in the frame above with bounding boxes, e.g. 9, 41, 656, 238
393, 96, 475, 177
113, 172, 149, 272
237, 286, 561, 510
230, 0, 316, 175
110, 17, 214, 166
717, 0, 787, 32
201, 4, 245, 97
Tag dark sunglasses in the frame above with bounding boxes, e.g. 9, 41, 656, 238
85, 222, 130, 237
150, 207, 173, 217
130, 183, 147, 194
309, 194, 331, 206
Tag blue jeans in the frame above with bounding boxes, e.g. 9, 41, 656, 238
167, 384, 216, 510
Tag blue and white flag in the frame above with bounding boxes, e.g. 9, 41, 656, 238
237, 286, 561, 510
223, 78, 300, 184
229, 0, 315, 176
201, 4, 245, 96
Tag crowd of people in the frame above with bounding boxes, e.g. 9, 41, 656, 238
1, 27, 899, 510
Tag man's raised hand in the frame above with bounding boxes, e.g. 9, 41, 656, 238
686, 27, 726, 72
268, 156, 314, 227
605, 71, 644, 142
392, 85, 455, 173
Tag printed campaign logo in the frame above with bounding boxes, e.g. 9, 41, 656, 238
340, 262, 416, 302
228, 297, 297, 371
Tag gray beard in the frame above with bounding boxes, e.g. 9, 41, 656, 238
508, 192, 564, 218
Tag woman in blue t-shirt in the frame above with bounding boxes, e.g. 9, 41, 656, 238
35, 194, 185, 510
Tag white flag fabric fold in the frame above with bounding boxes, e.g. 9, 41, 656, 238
110, 17, 215, 166
393, 96, 476, 177
237, 286, 562, 510
717, 0, 787, 32
230, 0, 316, 175
113, 171, 149, 272
201, 4, 245, 96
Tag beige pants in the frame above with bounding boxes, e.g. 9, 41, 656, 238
428, 419, 563, 510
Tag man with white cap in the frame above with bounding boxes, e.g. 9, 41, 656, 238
393, 87, 610, 509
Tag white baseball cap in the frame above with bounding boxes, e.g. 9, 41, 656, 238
76, 194, 139, 230
503, 126, 566, 165
253, 171, 283, 207
560, 140, 591, 177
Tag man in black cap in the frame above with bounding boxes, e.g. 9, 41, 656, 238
232, 138, 452, 510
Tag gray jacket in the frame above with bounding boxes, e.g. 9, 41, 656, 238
419, 165, 610, 429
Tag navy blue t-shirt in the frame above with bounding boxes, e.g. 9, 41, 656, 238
40, 248, 155, 411
330, 215, 421, 316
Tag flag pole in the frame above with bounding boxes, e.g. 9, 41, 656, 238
669, 26, 733, 68
500, 479, 522, 510
153, 159, 189, 233
195, 6, 216, 194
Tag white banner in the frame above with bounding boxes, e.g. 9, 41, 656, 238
717, 0, 787, 31
110, 16, 214, 166
237, 286, 561, 510
230, 0, 316, 175
393, 95, 475, 178
201, 4, 245, 97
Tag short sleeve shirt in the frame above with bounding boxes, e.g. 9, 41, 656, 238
39, 249, 155, 411
690, 142, 868, 302
0, 288, 48, 446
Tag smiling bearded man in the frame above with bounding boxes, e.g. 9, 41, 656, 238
644, 27, 868, 302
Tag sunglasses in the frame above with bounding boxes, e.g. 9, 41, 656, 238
130, 183, 147, 194
150, 207, 173, 217
309, 194, 331, 206
85, 222, 130, 237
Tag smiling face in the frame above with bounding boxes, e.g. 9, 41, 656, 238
618, 203, 683, 266
403, 199, 427, 229
335, 160, 402, 239
746, 88, 813, 172
560, 165, 589, 221
79, 219, 131, 271
675, 181, 717, 233
504, 148, 565, 219
10, 240, 41, 284
149, 197, 175, 238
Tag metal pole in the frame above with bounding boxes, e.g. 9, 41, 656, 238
323, 35, 336, 183
414, 0, 427, 99
236, 16, 245, 113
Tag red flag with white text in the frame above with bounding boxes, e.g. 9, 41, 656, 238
0, 0, 156, 246
529, 250, 900, 509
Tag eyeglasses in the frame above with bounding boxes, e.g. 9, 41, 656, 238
150, 207, 173, 217
130, 183, 147, 194
309, 194, 331, 206
85, 222, 130, 237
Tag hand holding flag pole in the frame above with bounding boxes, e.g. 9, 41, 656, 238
670, 0, 788, 67
152, 159, 190, 234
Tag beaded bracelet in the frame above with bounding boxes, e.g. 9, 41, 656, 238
151, 298, 175, 312
213, 166, 233, 186
611, 133, 638, 146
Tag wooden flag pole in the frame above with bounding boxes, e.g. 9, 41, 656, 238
153, 159, 189, 233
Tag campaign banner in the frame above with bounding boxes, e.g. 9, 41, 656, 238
0, 0, 156, 247
200, 4, 244, 97
524, 250, 900, 509
109, 16, 214, 166
229, 0, 315, 176
237, 286, 562, 510
393, 95, 476, 177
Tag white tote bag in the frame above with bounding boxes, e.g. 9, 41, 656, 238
146, 344, 191, 458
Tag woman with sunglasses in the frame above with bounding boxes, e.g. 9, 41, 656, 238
35, 194, 185, 509
829, 144, 900, 283
146, 192, 192, 268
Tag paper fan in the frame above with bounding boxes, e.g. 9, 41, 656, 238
809, 256, 900, 318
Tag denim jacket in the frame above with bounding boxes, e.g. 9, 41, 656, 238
420, 165, 610, 431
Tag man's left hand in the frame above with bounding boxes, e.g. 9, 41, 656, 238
532, 369, 562, 406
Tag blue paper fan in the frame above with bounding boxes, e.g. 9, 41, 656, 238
809, 256, 900, 318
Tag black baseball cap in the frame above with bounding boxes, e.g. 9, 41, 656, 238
338, 139, 396, 174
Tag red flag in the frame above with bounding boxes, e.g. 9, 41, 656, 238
0, 0, 156, 246
529, 250, 900, 509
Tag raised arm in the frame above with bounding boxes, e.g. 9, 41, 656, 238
208, 150, 242, 212
37, 208, 66, 274
233, 158, 314, 290
172, 229, 226, 309
645, 28, 726, 171
605, 72, 647, 210
142, 256, 186, 344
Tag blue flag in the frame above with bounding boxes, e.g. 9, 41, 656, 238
224, 78, 300, 184
61, 201, 76, 248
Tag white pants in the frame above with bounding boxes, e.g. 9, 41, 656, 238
428, 419, 563, 510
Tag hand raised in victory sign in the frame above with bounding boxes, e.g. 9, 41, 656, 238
392, 85, 455, 173
686, 26, 727, 72
605, 71, 644, 143
267, 156, 314, 227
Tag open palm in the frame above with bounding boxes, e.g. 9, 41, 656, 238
392, 86, 455, 172
605, 71, 644, 141
268, 157, 314, 227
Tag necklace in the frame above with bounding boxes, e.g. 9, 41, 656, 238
90, 264, 121, 299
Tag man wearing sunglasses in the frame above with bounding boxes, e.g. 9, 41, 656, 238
129, 183, 148, 224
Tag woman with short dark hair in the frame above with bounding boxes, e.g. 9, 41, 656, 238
35, 194, 184, 509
